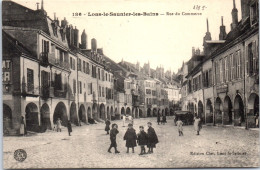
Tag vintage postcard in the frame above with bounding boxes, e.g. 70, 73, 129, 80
2, 0, 259, 169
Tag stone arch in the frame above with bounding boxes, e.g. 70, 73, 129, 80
40, 103, 51, 132
92, 103, 98, 120
126, 107, 131, 116
79, 104, 87, 123
25, 102, 39, 132
215, 97, 223, 124
223, 96, 233, 125
153, 108, 157, 117
234, 94, 244, 126
70, 102, 78, 125
3, 104, 12, 134
100, 104, 106, 120
53, 102, 68, 126
121, 107, 125, 115
107, 106, 111, 120
139, 109, 143, 118
248, 93, 259, 128
147, 108, 152, 117
198, 100, 204, 123
206, 99, 213, 123
87, 107, 91, 119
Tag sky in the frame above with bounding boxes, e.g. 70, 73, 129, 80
12, 0, 241, 73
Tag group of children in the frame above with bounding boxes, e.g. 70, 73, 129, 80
106, 122, 159, 155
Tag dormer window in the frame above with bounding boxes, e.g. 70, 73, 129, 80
51, 21, 58, 37
250, 1, 258, 26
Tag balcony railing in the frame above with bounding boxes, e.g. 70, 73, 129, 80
22, 83, 39, 96
40, 52, 70, 70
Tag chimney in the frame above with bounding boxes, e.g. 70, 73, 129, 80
231, 0, 238, 30
81, 29, 87, 49
192, 47, 195, 56
74, 26, 79, 47
241, 0, 250, 22
91, 38, 97, 52
56, 17, 60, 26
41, 0, 44, 10
66, 25, 74, 46
54, 13, 56, 20
219, 16, 227, 40
97, 48, 103, 55
36, 2, 39, 10
61, 17, 68, 28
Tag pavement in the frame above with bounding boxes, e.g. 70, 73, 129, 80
3, 117, 260, 169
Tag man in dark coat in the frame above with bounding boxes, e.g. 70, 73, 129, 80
67, 121, 72, 136
108, 124, 120, 153
105, 119, 111, 135
137, 126, 148, 155
147, 122, 159, 154
123, 123, 137, 153
162, 113, 167, 125
157, 112, 161, 125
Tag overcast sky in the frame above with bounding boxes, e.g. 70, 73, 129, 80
12, 0, 241, 73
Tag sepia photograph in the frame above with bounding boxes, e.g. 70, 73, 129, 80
1, 0, 259, 169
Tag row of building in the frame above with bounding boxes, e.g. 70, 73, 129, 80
2, 0, 181, 135
177, 0, 259, 128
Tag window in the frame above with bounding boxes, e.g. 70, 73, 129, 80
219, 59, 223, 83
152, 90, 156, 96
78, 59, 82, 71
99, 86, 101, 97
41, 71, 50, 90
237, 50, 242, 79
92, 65, 96, 78
109, 74, 111, 82
247, 42, 258, 75
98, 68, 101, 80
224, 57, 228, 82
86, 62, 90, 74
73, 79, 76, 94
250, 2, 258, 26
88, 83, 92, 95
54, 73, 62, 90
79, 81, 82, 94
230, 54, 234, 80
105, 73, 107, 81
102, 87, 105, 97
83, 61, 85, 73
42, 40, 49, 53
101, 70, 104, 81
146, 89, 151, 94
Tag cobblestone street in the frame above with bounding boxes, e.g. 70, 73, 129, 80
3, 117, 260, 169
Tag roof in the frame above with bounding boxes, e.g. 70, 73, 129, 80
2, 30, 34, 58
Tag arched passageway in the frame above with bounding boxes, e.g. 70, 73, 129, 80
70, 102, 78, 125
79, 104, 87, 123
248, 93, 259, 128
215, 98, 223, 124
40, 103, 51, 132
25, 102, 39, 132
53, 102, 68, 127
206, 99, 213, 123
234, 95, 244, 126
223, 96, 232, 125
3, 104, 12, 134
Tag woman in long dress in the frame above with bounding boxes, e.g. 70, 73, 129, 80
194, 116, 201, 135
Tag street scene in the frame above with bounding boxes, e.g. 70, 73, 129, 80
2, 0, 259, 169
3, 117, 260, 169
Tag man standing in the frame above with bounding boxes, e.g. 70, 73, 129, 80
108, 124, 120, 154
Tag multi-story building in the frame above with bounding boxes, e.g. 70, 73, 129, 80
2, 0, 116, 135
179, 0, 259, 129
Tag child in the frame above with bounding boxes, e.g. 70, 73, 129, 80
137, 126, 148, 155
123, 123, 137, 153
105, 119, 111, 135
147, 122, 159, 154
176, 118, 183, 136
108, 124, 120, 154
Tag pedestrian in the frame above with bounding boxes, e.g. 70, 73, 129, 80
20, 116, 27, 136
147, 122, 159, 154
137, 126, 148, 155
56, 118, 62, 132
123, 123, 137, 153
105, 119, 111, 135
122, 114, 126, 127
255, 112, 259, 128
194, 116, 201, 135
176, 118, 183, 136
157, 112, 161, 125
108, 124, 120, 154
162, 113, 167, 125
67, 120, 72, 136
